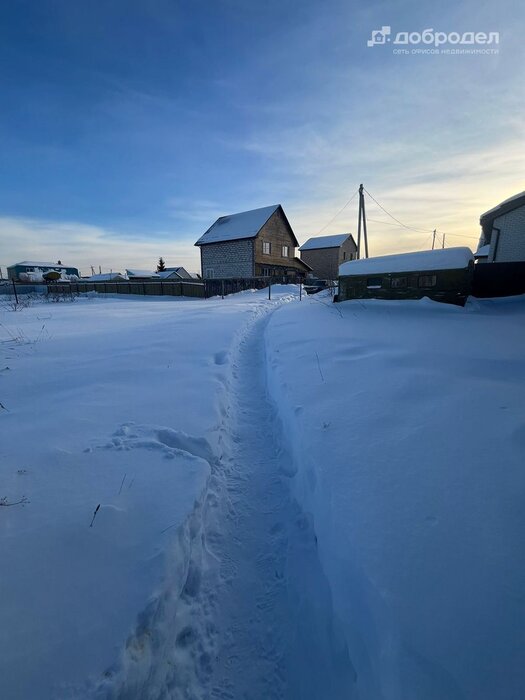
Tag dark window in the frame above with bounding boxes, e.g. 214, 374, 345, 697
262, 267, 271, 277
418, 274, 437, 288
366, 277, 383, 289
391, 276, 407, 288
343, 252, 347, 260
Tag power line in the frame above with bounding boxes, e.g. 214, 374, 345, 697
367, 218, 430, 234
364, 189, 480, 241
363, 188, 426, 233
316, 189, 359, 235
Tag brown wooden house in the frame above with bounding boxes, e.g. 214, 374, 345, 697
195, 204, 310, 279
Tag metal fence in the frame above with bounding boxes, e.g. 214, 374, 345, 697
1, 275, 302, 303
0, 281, 48, 296
44, 276, 300, 300
472, 261, 525, 298
45, 280, 206, 299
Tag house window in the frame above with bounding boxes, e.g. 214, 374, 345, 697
282, 245, 289, 258
263, 240, 271, 255
418, 274, 437, 288
25, 267, 34, 272
366, 277, 383, 289
262, 267, 271, 277
391, 276, 407, 288
205, 268, 214, 278
343, 252, 347, 260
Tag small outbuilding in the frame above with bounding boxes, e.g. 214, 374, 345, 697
337, 247, 474, 306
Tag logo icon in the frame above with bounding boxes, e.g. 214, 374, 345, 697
367, 26, 391, 47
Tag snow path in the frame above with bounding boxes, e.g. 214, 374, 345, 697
99, 302, 356, 699
203, 309, 356, 699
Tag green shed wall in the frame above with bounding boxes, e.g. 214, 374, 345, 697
337, 264, 474, 306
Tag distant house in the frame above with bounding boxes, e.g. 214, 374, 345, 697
126, 269, 160, 280
299, 233, 357, 279
195, 204, 310, 279
85, 273, 126, 282
476, 192, 525, 262
159, 266, 193, 280
7, 261, 80, 282
337, 247, 474, 306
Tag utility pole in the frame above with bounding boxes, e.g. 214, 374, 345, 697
357, 184, 369, 259
432, 229, 436, 250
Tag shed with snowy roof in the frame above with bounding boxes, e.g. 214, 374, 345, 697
195, 205, 309, 279
299, 233, 357, 280
337, 247, 474, 306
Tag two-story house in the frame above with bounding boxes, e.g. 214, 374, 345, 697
299, 233, 357, 279
195, 205, 311, 279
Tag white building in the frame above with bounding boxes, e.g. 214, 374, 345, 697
477, 192, 525, 263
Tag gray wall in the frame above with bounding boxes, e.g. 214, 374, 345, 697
200, 239, 254, 278
490, 205, 525, 262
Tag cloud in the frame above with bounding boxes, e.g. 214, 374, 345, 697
0, 217, 201, 277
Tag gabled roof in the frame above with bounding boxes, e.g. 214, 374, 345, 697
299, 233, 354, 251
157, 270, 183, 279
339, 247, 473, 276
480, 191, 525, 223
126, 269, 160, 278
195, 205, 297, 246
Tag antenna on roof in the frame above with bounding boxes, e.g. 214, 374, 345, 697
357, 184, 369, 259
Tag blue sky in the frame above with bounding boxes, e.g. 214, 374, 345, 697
1, 0, 524, 274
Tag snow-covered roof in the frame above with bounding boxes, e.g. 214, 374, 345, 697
86, 273, 125, 281
299, 233, 353, 251
157, 270, 182, 279
195, 205, 281, 245
480, 191, 525, 222
339, 247, 474, 276
8, 261, 72, 269
126, 269, 160, 278
474, 244, 490, 258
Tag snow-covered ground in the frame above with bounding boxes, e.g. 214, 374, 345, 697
0, 290, 298, 699
1, 289, 524, 700
266, 293, 525, 700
